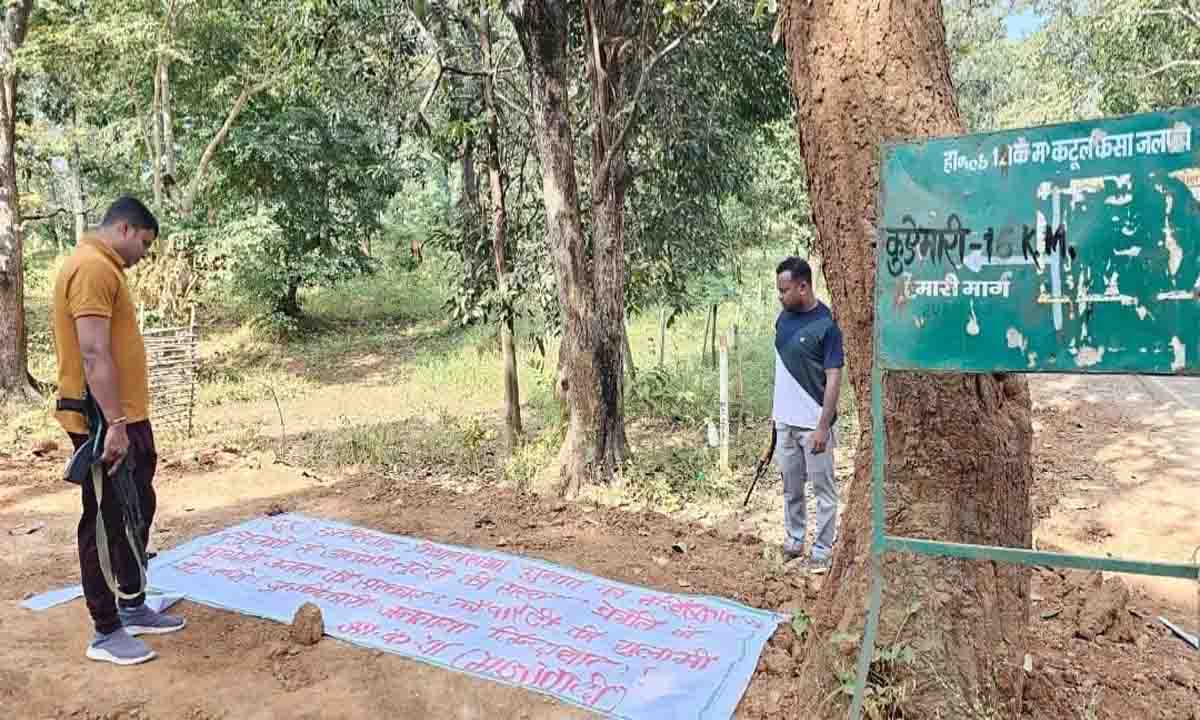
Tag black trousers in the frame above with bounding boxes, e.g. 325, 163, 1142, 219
68, 421, 157, 635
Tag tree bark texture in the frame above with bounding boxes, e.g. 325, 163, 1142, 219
584, 0, 638, 473
159, 57, 177, 190
479, 2, 523, 452
507, 1, 629, 494
70, 121, 85, 245
0, 0, 36, 402
152, 60, 163, 206
783, 0, 1033, 716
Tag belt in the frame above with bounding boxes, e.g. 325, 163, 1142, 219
56, 397, 86, 414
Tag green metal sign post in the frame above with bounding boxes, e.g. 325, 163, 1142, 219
850, 106, 1200, 719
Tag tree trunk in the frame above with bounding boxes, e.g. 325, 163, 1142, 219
0, 0, 36, 404
459, 137, 478, 232
479, 2, 523, 452
702, 305, 712, 367
151, 60, 164, 207
507, 1, 628, 494
782, 1, 1033, 716
621, 319, 635, 382
657, 306, 667, 367
279, 281, 301, 318
179, 79, 270, 217
733, 323, 742, 433
709, 304, 718, 368
70, 126, 85, 246
159, 56, 177, 193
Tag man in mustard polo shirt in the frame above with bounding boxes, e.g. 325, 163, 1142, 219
53, 196, 184, 666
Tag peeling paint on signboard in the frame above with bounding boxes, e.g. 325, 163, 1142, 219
877, 107, 1200, 375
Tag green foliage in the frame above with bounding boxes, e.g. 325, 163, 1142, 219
1086, 0, 1200, 114
201, 98, 404, 323
945, 0, 1032, 131
945, 0, 1200, 134
625, 4, 792, 316
791, 608, 812, 639
622, 443, 736, 511
833, 636, 918, 720
627, 365, 705, 422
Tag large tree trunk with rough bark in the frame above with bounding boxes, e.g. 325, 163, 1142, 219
782, 0, 1033, 716
584, 0, 635, 480
479, 3, 523, 452
0, 0, 36, 404
507, 1, 629, 494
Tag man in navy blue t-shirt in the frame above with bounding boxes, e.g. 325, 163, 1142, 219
772, 256, 845, 572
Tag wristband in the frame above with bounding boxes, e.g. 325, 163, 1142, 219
110, 416, 129, 426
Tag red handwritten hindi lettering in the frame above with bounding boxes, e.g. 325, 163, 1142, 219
392, 560, 456, 581
416, 637, 462, 657
495, 582, 573, 603
337, 621, 379, 637
264, 558, 328, 578
295, 542, 328, 556
322, 569, 364, 585
378, 604, 478, 635
415, 542, 509, 573
261, 580, 376, 608
317, 526, 402, 552
221, 530, 295, 550
639, 594, 738, 626
353, 578, 444, 604
426, 565, 455, 580
671, 626, 706, 639
449, 597, 488, 613
523, 606, 562, 629
460, 572, 494, 591
173, 560, 208, 575
195, 545, 268, 565
614, 640, 719, 672
599, 585, 628, 600
381, 631, 412, 647
270, 519, 307, 536
450, 649, 627, 712
613, 639, 674, 662
449, 598, 562, 629
518, 566, 589, 593
212, 567, 257, 584
592, 600, 663, 631
567, 625, 607, 643
322, 547, 411, 572
487, 626, 623, 670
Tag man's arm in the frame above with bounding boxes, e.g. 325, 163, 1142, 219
810, 368, 841, 454
810, 320, 846, 454
816, 367, 841, 431
76, 315, 129, 464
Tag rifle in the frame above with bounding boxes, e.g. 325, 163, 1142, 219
742, 424, 778, 507
62, 390, 149, 600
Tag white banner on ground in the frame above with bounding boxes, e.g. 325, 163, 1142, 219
25, 513, 786, 720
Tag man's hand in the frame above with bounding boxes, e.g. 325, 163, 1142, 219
809, 426, 830, 455
101, 423, 130, 467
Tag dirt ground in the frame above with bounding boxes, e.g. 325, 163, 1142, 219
2, 374, 1198, 720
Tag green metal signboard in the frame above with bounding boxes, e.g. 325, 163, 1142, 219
850, 107, 1200, 720
877, 107, 1200, 375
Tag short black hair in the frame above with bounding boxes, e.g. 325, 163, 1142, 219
776, 256, 812, 285
101, 196, 159, 237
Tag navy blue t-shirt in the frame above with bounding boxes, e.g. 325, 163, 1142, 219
773, 302, 845, 428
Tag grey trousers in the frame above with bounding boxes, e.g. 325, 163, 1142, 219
775, 422, 838, 560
